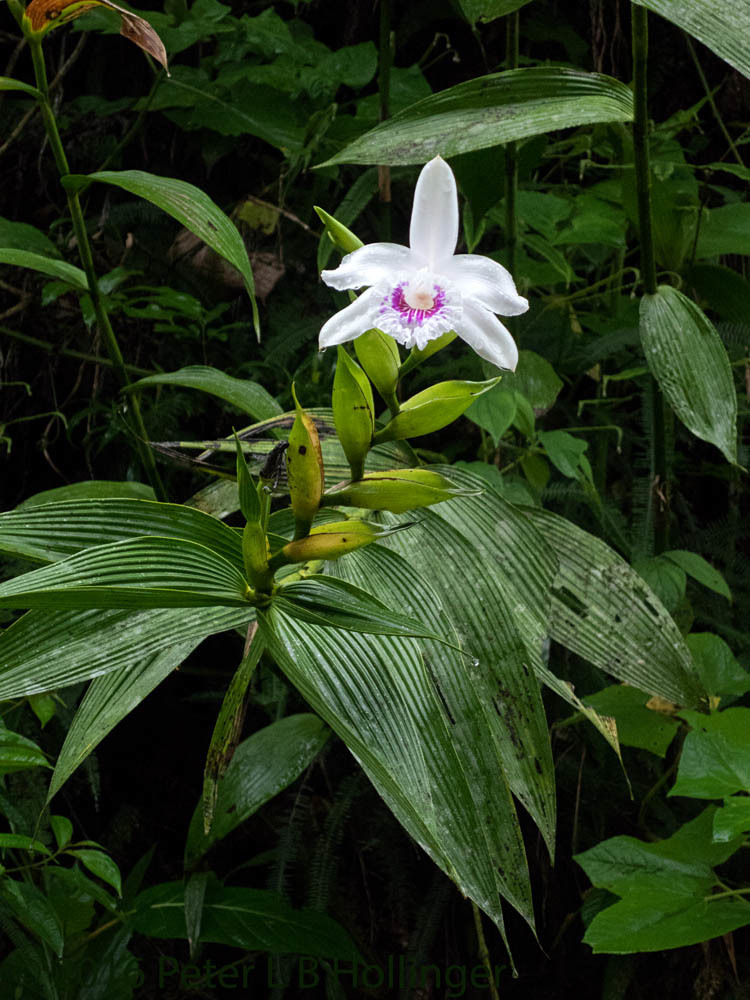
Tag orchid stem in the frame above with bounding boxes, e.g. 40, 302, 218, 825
378, 0, 393, 242
27, 38, 166, 500
631, 4, 669, 553
504, 9, 519, 314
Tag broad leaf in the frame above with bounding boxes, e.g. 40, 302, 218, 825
329, 543, 541, 936
185, 714, 330, 865
18, 481, 155, 507
0, 249, 87, 289
0, 536, 251, 610
0, 605, 252, 701
457, 0, 533, 24
319, 68, 633, 166
0, 498, 242, 565
274, 575, 447, 640
640, 285, 737, 464
262, 607, 522, 950
523, 508, 707, 709
133, 880, 359, 959
62, 170, 258, 331
632, 0, 750, 80
48, 639, 201, 801
128, 366, 282, 421
576, 807, 750, 953
672, 708, 750, 798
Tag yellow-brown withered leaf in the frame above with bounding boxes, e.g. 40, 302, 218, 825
24, 0, 168, 73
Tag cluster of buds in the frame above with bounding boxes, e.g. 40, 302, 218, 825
238, 157, 528, 597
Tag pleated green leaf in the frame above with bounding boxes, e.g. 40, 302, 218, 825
640, 285, 737, 464
261, 607, 521, 950
274, 575, 445, 640
523, 508, 707, 709
48, 639, 202, 801
0, 606, 253, 701
0, 498, 243, 565
185, 714, 330, 866
328, 544, 536, 937
0, 249, 87, 289
128, 366, 282, 421
632, 0, 750, 80
457, 0, 532, 24
370, 471, 558, 858
133, 880, 359, 959
319, 68, 634, 166
18, 481, 155, 507
62, 169, 258, 331
0, 536, 251, 610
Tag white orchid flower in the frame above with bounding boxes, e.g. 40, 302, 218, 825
319, 156, 528, 371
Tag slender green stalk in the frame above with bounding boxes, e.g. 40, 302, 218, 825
378, 0, 393, 241
631, 6, 657, 297
684, 33, 744, 168
0, 324, 152, 375
504, 10, 519, 297
472, 903, 501, 1000
631, 4, 669, 553
27, 38, 166, 499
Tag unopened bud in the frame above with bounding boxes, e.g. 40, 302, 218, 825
269, 519, 393, 568
332, 347, 374, 481
373, 377, 501, 443
286, 385, 324, 538
323, 468, 480, 513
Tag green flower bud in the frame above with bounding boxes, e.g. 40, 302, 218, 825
269, 519, 392, 568
332, 347, 375, 481
354, 329, 400, 403
242, 521, 273, 591
373, 377, 501, 443
234, 432, 261, 524
322, 468, 481, 513
314, 207, 364, 255
286, 385, 324, 538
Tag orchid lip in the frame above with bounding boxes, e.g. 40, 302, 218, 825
375, 270, 463, 351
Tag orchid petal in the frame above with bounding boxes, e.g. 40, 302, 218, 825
443, 254, 529, 317
457, 302, 519, 372
409, 157, 459, 270
319, 287, 382, 349
321, 243, 415, 291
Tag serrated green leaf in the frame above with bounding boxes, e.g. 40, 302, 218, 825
62, 169, 258, 332
0, 536, 251, 610
128, 366, 281, 420
640, 286, 737, 464
319, 68, 633, 166
632, 0, 750, 80
0, 249, 87, 289
186, 714, 329, 866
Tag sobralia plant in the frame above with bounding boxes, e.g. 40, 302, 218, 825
0, 0, 747, 980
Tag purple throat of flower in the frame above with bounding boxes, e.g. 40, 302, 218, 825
376, 271, 463, 351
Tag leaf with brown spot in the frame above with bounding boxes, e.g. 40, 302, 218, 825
24, 0, 168, 73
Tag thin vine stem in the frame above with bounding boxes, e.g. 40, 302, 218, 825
27, 37, 166, 499
631, 3, 670, 554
